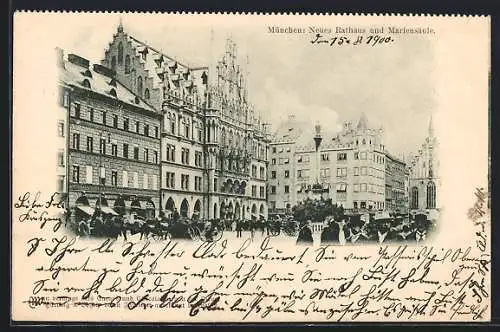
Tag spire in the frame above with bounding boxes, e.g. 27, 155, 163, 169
357, 112, 368, 130
117, 16, 124, 33
428, 114, 434, 137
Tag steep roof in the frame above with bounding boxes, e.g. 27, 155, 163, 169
60, 54, 157, 113
357, 112, 369, 130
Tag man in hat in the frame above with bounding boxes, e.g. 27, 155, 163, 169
297, 220, 314, 245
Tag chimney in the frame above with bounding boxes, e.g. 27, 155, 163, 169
68, 54, 89, 69
55, 47, 65, 68
93, 64, 116, 78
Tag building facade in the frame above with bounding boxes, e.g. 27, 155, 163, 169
268, 113, 408, 215
101, 23, 269, 220
59, 51, 162, 221
408, 117, 439, 213
56, 48, 70, 198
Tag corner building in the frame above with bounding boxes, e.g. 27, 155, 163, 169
59, 51, 161, 220
268, 113, 407, 215
102, 23, 269, 220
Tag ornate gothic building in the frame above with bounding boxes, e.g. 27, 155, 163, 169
101, 22, 269, 220
408, 116, 439, 214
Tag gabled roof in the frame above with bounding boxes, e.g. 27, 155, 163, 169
60, 55, 157, 113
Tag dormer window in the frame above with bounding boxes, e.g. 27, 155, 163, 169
140, 47, 148, 61
109, 78, 117, 87
82, 79, 91, 89
82, 69, 92, 78
109, 88, 117, 97
134, 96, 140, 104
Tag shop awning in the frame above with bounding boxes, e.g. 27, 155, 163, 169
100, 206, 118, 216
76, 205, 95, 216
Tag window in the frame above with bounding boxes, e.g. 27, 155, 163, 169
99, 138, 106, 155
361, 201, 366, 209
88, 108, 94, 122
124, 118, 129, 131
427, 182, 436, 209
155, 126, 159, 138
284, 185, 290, 194
297, 155, 302, 163
117, 42, 124, 64
99, 167, 106, 185
86, 136, 93, 152
320, 168, 330, 177
72, 133, 80, 150
195, 151, 202, 167
122, 171, 128, 187
72, 165, 80, 183
354, 167, 359, 176
337, 152, 347, 161
336, 183, 347, 192
60, 91, 69, 107
134, 146, 139, 160
252, 165, 257, 178
360, 152, 367, 160
136, 121, 140, 133
123, 143, 129, 158
57, 176, 65, 192
184, 121, 190, 139
272, 147, 277, 153
321, 153, 329, 161
144, 148, 149, 162
137, 76, 143, 97
297, 170, 302, 178
260, 186, 265, 198
124, 55, 131, 73
213, 178, 217, 192
74, 104, 81, 118
111, 56, 116, 71
284, 170, 290, 178
153, 150, 158, 164
57, 121, 65, 137
166, 144, 176, 162
181, 174, 190, 190
251, 185, 257, 197
111, 171, 118, 186
133, 172, 139, 188
354, 184, 359, 192
102, 111, 107, 125
361, 183, 367, 192
143, 173, 148, 189
198, 127, 202, 142
271, 186, 276, 194
361, 167, 367, 175
166, 172, 175, 188
57, 150, 64, 166
111, 143, 118, 157
144, 88, 150, 100
272, 158, 276, 165
144, 124, 149, 136
195, 176, 202, 191
271, 171, 276, 179
113, 115, 118, 128
284, 158, 290, 164
181, 148, 190, 165
354, 152, 359, 159
260, 167, 265, 179
336, 167, 347, 177
353, 201, 358, 209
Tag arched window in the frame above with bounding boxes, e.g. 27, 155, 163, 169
170, 114, 176, 134
144, 88, 150, 100
111, 56, 116, 71
362, 138, 366, 145
117, 42, 124, 64
137, 76, 143, 97
427, 181, 436, 209
82, 79, 91, 89
411, 187, 419, 209
124, 55, 131, 74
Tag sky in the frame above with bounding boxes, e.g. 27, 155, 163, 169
51, 13, 435, 157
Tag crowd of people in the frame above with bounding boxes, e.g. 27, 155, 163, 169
296, 212, 435, 245
69, 206, 435, 245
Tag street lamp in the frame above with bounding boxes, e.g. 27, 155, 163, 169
97, 131, 111, 212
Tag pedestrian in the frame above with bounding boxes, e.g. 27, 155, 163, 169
296, 220, 314, 245
236, 219, 242, 238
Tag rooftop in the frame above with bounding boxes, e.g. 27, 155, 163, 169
59, 51, 157, 113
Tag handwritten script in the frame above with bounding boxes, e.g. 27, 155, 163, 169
12, 191, 491, 322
